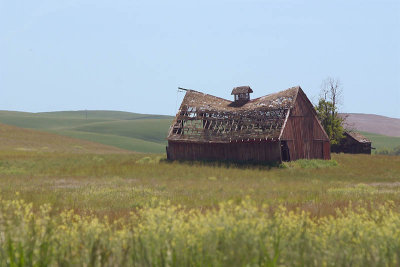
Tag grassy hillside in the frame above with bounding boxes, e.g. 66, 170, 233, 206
341, 113, 400, 137
38, 110, 171, 120
3, 109, 399, 154
361, 131, 400, 150
50, 130, 166, 153
0, 110, 173, 153
0, 123, 131, 154
70, 119, 172, 144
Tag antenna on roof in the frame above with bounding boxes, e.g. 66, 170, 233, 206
178, 87, 190, 92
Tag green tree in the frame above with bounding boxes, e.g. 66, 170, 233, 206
315, 78, 345, 145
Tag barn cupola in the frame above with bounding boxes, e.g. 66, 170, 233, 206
231, 86, 253, 103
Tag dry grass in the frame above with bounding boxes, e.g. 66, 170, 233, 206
1, 148, 400, 265
1, 124, 400, 265
0, 149, 399, 220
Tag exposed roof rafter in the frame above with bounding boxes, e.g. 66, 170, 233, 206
168, 86, 301, 143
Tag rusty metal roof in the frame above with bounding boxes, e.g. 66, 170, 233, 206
231, 86, 253, 95
167, 86, 300, 143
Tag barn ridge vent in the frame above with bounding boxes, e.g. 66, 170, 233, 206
231, 86, 253, 103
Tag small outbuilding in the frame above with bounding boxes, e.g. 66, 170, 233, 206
167, 86, 331, 163
331, 131, 372, 154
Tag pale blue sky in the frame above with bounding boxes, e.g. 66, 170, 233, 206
1, 0, 399, 117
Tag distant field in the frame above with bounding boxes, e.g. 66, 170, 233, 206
341, 113, 400, 137
361, 131, 400, 151
0, 122, 131, 154
0, 110, 173, 153
2, 110, 400, 154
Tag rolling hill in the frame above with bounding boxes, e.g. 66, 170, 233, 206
1, 110, 399, 153
360, 132, 400, 150
339, 113, 400, 151
0, 122, 131, 154
341, 113, 400, 137
0, 110, 173, 153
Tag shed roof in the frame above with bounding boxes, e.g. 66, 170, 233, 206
345, 131, 371, 143
231, 86, 253, 95
167, 86, 301, 143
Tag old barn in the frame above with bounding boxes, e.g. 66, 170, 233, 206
331, 131, 372, 154
166, 86, 330, 163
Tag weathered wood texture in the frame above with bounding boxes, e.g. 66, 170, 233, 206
167, 140, 281, 163
280, 90, 331, 160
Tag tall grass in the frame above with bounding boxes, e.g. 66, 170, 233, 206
0, 151, 400, 219
0, 151, 400, 265
1, 197, 400, 266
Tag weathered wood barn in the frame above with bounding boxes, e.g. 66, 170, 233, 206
166, 86, 331, 163
331, 131, 372, 154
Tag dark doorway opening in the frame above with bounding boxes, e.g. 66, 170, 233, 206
281, 141, 290, 162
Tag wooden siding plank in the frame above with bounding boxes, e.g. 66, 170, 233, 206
167, 140, 281, 163
280, 89, 331, 160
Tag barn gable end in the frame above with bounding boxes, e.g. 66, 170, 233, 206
280, 88, 330, 160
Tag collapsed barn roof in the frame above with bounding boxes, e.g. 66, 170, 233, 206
167, 86, 301, 143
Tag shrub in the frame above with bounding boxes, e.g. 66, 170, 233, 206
281, 159, 338, 169
375, 145, 400, 156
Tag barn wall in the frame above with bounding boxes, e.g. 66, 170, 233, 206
167, 140, 282, 163
281, 90, 331, 160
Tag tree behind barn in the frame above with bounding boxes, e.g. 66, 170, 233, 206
315, 78, 345, 145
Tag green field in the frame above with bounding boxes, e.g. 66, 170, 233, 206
361, 131, 400, 151
2, 110, 400, 154
0, 122, 132, 154
0, 110, 173, 153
